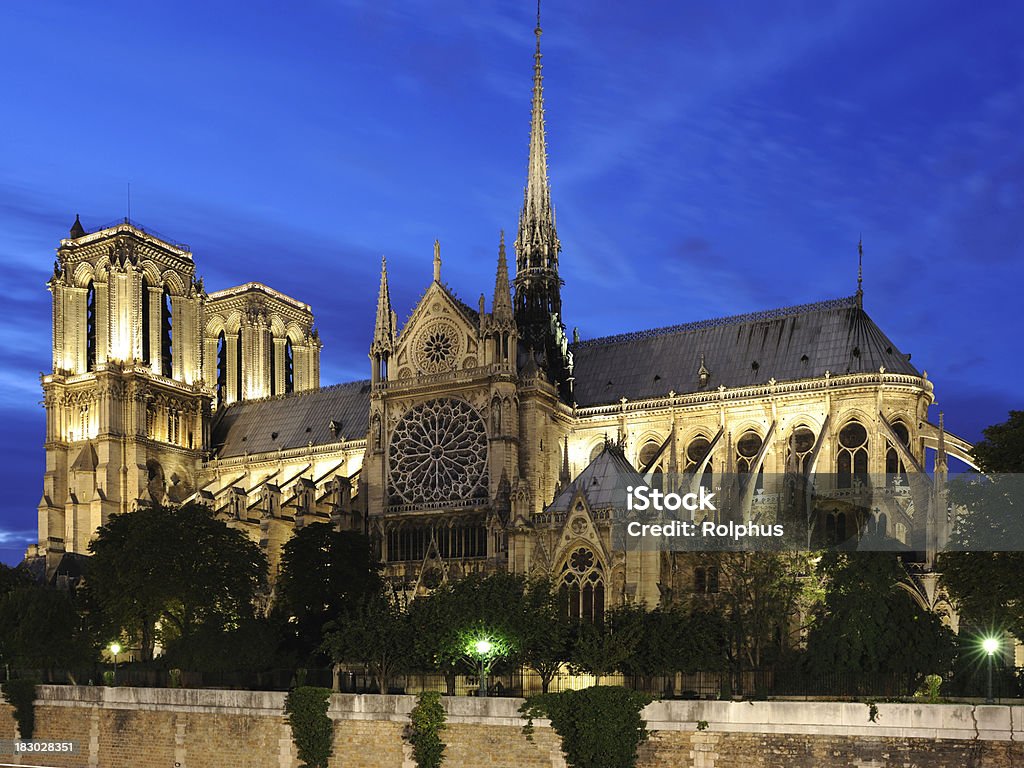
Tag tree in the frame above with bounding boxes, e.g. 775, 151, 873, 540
804, 551, 956, 681
519, 578, 573, 693
323, 592, 412, 695
569, 605, 644, 684
0, 587, 95, 674
939, 411, 1024, 643
276, 524, 382, 659
618, 605, 728, 690
85, 502, 267, 660
0, 563, 34, 595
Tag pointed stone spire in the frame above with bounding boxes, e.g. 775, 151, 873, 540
433, 239, 441, 283
493, 230, 513, 321
512, 1, 572, 401
371, 256, 394, 355
935, 410, 948, 482
559, 434, 571, 490
856, 236, 864, 308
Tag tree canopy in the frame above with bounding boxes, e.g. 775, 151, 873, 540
86, 502, 267, 660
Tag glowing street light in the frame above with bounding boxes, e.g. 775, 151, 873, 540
109, 642, 122, 686
982, 636, 999, 703
470, 637, 496, 698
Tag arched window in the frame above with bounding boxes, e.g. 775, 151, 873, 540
686, 435, 713, 491
589, 443, 605, 464
694, 564, 719, 594
560, 547, 605, 624
86, 281, 96, 371
886, 421, 909, 486
736, 430, 764, 491
270, 339, 277, 397
787, 426, 816, 475
638, 440, 663, 489
285, 338, 295, 394
216, 332, 227, 406
141, 277, 150, 365
235, 332, 243, 402
837, 420, 868, 489
160, 287, 173, 378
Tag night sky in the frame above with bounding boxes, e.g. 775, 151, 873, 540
1, 1, 1021, 564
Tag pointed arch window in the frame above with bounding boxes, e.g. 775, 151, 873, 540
786, 426, 816, 475
160, 287, 173, 378
838, 421, 869, 489
270, 338, 277, 397
638, 440, 664, 490
86, 280, 96, 371
694, 564, 719, 594
560, 546, 605, 624
216, 332, 227, 406
737, 430, 764, 491
886, 421, 909, 487
141, 277, 151, 365
686, 435, 713, 492
235, 332, 243, 402
285, 338, 295, 394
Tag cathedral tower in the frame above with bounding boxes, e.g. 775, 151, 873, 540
513, 9, 573, 402
38, 218, 211, 565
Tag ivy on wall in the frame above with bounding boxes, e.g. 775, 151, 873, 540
284, 686, 333, 768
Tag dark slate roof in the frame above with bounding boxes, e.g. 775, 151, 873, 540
547, 444, 645, 515
571, 296, 920, 407
212, 380, 371, 458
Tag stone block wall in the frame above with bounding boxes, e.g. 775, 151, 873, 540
0, 686, 1020, 767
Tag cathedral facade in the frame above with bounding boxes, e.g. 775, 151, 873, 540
31, 19, 975, 618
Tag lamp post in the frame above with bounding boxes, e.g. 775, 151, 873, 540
982, 636, 999, 704
109, 642, 122, 686
474, 639, 493, 698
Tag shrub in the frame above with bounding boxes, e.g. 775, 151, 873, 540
407, 691, 446, 768
521, 686, 652, 768
285, 686, 333, 768
1, 679, 37, 739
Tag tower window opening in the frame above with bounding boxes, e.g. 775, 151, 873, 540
86, 281, 96, 371
216, 332, 227, 406
235, 332, 243, 402
285, 338, 295, 394
837, 420, 869, 489
161, 287, 173, 378
141, 278, 150, 365
270, 339, 277, 397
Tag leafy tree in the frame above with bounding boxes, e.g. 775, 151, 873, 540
161, 616, 283, 673
276, 524, 382, 659
569, 605, 644, 684
711, 552, 813, 671
0, 587, 94, 673
619, 605, 728, 688
804, 551, 956, 679
285, 686, 333, 768
407, 691, 446, 768
519, 578, 573, 693
85, 502, 267, 660
939, 411, 1024, 642
323, 593, 412, 695
0, 563, 34, 595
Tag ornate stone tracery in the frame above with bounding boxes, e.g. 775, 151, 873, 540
388, 397, 488, 505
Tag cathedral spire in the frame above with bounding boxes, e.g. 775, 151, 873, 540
371, 256, 394, 354
513, 2, 572, 402
433, 239, 442, 283
856, 236, 864, 308
493, 230, 513, 320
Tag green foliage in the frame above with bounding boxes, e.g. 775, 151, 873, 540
1, 679, 37, 738
0, 563, 34, 596
0, 586, 94, 670
407, 691, 446, 768
518, 578, 573, 692
168, 668, 182, 689
939, 412, 1024, 643
914, 674, 943, 703
804, 552, 956, 679
284, 686, 333, 768
277, 525, 382, 659
323, 593, 411, 694
866, 701, 879, 722
618, 605, 728, 679
103, 670, 115, 686
85, 502, 268, 660
696, 719, 709, 731
161, 616, 282, 673
521, 686, 653, 768
569, 607, 643, 683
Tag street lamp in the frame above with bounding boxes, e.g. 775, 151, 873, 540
109, 642, 122, 686
473, 638, 493, 698
982, 636, 999, 704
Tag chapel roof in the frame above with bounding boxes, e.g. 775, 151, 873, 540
546, 443, 644, 515
570, 295, 920, 408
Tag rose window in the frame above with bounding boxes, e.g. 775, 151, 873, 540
414, 321, 461, 373
569, 547, 595, 574
388, 398, 488, 505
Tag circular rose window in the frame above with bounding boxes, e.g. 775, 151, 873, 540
414, 321, 461, 374
388, 398, 488, 505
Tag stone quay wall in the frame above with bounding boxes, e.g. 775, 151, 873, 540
0, 686, 1021, 767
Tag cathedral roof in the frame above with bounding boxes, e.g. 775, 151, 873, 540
211, 379, 371, 458
547, 443, 644, 515
570, 295, 920, 407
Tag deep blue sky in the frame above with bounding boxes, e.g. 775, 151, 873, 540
1, 1, 1021, 563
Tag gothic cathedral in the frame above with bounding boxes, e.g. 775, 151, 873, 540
30, 17, 975, 620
